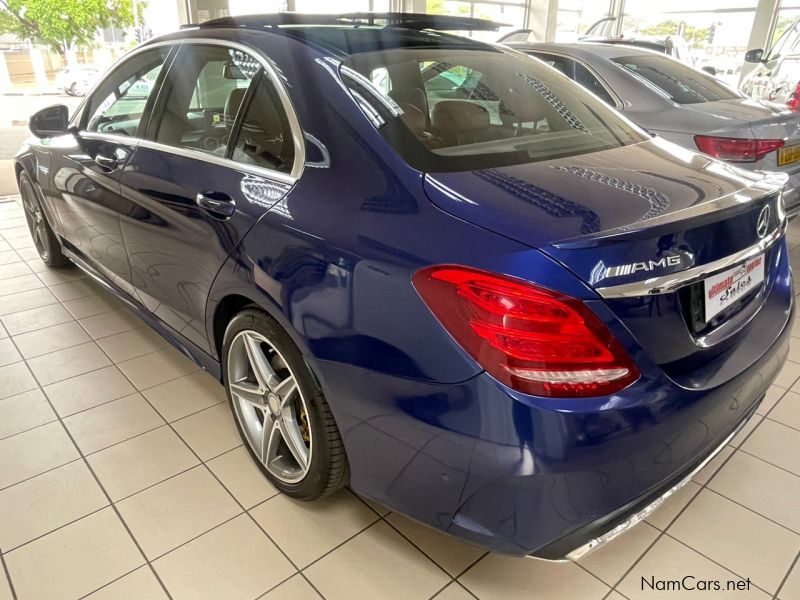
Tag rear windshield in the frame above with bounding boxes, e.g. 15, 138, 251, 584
613, 54, 741, 104
340, 47, 646, 173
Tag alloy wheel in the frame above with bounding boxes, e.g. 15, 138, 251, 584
227, 330, 312, 483
20, 179, 49, 261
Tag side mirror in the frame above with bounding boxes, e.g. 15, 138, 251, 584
744, 48, 764, 63
29, 104, 69, 138
701, 66, 717, 76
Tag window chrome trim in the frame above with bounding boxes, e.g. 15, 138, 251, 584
524, 49, 623, 110
136, 138, 297, 185
69, 37, 305, 184
596, 221, 786, 298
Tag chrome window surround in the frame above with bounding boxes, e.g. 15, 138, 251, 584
69, 38, 305, 185
524, 49, 624, 110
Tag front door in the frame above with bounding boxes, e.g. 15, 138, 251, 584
50, 45, 172, 295
119, 42, 299, 353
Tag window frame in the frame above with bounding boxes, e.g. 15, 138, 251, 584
527, 50, 623, 110
73, 45, 178, 142
71, 38, 305, 185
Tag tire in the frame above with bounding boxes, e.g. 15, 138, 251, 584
222, 307, 348, 500
19, 171, 69, 268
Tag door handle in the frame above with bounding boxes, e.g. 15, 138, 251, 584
196, 191, 236, 218
94, 153, 118, 170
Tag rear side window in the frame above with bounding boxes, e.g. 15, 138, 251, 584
229, 75, 295, 174
151, 45, 256, 155
530, 52, 615, 106
84, 47, 169, 136
613, 54, 741, 104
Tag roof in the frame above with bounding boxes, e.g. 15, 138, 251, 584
192, 12, 506, 31
507, 41, 664, 60
166, 12, 504, 57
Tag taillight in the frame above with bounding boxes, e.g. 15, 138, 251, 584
412, 265, 639, 398
787, 81, 800, 111
694, 135, 784, 162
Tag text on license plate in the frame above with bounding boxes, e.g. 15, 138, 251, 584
778, 144, 800, 166
704, 254, 765, 322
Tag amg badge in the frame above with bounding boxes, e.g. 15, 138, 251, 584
592, 255, 683, 282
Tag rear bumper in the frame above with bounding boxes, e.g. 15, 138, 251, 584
313, 291, 793, 557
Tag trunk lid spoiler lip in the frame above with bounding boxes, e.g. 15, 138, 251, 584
594, 219, 786, 299
550, 170, 788, 250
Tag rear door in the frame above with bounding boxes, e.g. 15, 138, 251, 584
51, 45, 172, 295
119, 41, 300, 353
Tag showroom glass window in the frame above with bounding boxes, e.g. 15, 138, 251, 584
83, 47, 171, 136
150, 45, 257, 156
620, 0, 758, 85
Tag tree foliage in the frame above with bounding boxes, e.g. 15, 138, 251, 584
0, 0, 136, 53
641, 19, 711, 48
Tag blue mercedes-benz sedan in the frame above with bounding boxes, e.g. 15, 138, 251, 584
15, 13, 794, 560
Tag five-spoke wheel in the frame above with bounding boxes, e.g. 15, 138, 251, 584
227, 330, 312, 483
223, 308, 348, 499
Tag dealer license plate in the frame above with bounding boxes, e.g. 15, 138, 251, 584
704, 254, 765, 322
778, 144, 800, 166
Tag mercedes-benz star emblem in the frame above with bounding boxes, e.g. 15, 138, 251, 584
756, 205, 771, 239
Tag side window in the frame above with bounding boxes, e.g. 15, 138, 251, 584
533, 53, 615, 107
229, 75, 295, 174
575, 63, 615, 106
152, 45, 257, 155
84, 47, 169, 136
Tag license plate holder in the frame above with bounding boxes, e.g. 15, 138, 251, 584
778, 144, 800, 166
703, 254, 766, 323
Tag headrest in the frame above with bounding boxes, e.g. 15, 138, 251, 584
399, 102, 426, 135
224, 87, 248, 126
431, 100, 490, 133
389, 87, 427, 114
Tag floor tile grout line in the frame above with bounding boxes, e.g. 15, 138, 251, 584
0, 550, 18, 600
15, 331, 177, 600
379, 512, 460, 582
84, 329, 315, 599
662, 531, 776, 596
736, 445, 800, 479
603, 432, 742, 594
702, 486, 800, 537
772, 548, 800, 600
347, 490, 462, 586
75, 564, 155, 600
0, 456, 84, 495
0, 380, 225, 448
0, 504, 110, 556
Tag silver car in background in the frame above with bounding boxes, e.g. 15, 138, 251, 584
506, 42, 800, 217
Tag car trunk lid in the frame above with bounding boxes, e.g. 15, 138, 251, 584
423, 138, 789, 386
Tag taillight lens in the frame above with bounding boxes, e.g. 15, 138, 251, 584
412, 265, 640, 398
787, 81, 800, 111
694, 135, 784, 162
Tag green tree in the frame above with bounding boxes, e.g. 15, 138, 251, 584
0, 0, 136, 55
640, 19, 711, 48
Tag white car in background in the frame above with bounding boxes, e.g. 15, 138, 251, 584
54, 65, 101, 96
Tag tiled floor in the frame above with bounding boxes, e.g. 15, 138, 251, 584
0, 193, 799, 600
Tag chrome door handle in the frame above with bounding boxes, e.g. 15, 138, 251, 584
196, 191, 236, 218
